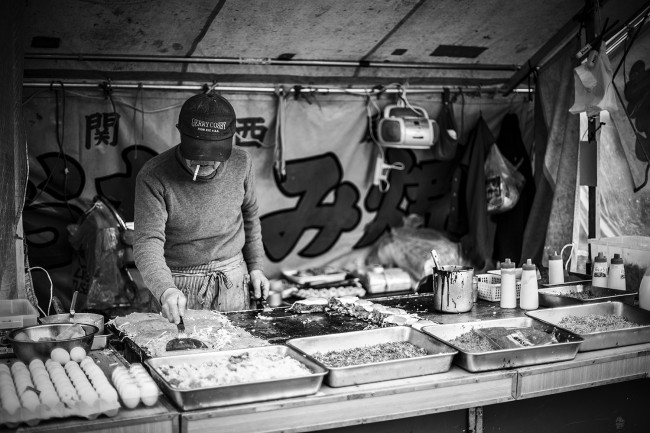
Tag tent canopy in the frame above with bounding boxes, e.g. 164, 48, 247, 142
22, 0, 648, 90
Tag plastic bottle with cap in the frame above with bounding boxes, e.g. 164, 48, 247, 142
548, 251, 564, 285
519, 259, 539, 310
638, 267, 650, 311
591, 252, 609, 288
607, 253, 626, 291
499, 258, 517, 309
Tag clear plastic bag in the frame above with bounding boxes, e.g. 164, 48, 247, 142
485, 144, 526, 214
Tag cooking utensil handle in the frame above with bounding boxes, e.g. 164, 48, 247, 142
70, 291, 78, 316
177, 316, 185, 334
430, 250, 441, 269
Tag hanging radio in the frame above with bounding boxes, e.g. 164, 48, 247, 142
376, 104, 439, 149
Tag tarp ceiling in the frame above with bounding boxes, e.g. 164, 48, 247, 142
22, 0, 649, 90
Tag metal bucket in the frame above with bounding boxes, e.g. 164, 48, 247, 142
39, 313, 105, 333
432, 266, 474, 313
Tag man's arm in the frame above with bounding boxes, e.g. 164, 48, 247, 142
241, 157, 268, 298
133, 171, 176, 303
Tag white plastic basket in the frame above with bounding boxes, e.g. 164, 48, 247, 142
476, 274, 521, 302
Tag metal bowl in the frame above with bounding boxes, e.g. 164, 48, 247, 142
7, 323, 98, 363
39, 313, 105, 333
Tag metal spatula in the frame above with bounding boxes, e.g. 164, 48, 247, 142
165, 317, 208, 351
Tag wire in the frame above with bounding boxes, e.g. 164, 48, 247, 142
27, 266, 53, 316
560, 243, 574, 272
28, 81, 71, 207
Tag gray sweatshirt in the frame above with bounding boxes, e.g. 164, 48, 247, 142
133, 145, 264, 301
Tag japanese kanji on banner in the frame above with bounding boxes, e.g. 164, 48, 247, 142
22, 88, 530, 306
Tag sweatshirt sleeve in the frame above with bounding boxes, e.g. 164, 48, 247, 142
133, 168, 176, 301
241, 157, 265, 272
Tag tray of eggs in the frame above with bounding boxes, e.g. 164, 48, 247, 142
110, 363, 160, 409
0, 354, 121, 428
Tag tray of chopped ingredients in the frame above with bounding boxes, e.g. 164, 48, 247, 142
421, 317, 582, 372
538, 284, 636, 308
282, 267, 348, 285
144, 345, 326, 410
526, 302, 650, 352
285, 326, 457, 387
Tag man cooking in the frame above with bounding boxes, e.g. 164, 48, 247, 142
133, 92, 269, 323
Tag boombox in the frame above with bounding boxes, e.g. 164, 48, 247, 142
376, 104, 438, 149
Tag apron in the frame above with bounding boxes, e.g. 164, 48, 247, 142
169, 253, 251, 312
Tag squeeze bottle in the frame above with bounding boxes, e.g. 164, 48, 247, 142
591, 252, 609, 288
519, 259, 539, 310
607, 253, 626, 291
638, 267, 650, 311
548, 251, 564, 285
499, 258, 517, 309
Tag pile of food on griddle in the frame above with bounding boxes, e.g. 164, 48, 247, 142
109, 310, 268, 357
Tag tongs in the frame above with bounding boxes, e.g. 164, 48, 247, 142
165, 317, 208, 351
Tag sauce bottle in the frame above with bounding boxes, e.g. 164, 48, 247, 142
591, 252, 608, 288
638, 267, 650, 311
500, 258, 517, 309
607, 253, 626, 291
519, 259, 539, 310
548, 251, 564, 285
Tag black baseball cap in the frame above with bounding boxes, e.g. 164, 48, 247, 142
177, 92, 236, 162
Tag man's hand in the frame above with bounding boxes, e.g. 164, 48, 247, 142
160, 287, 186, 324
249, 269, 269, 300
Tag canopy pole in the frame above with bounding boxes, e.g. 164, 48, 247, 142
22, 81, 533, 94
586, 0, 599, 275
24, 53, 518, 72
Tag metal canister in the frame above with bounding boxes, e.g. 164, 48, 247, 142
432, 265, 474, 313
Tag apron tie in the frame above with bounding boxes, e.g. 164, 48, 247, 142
196, 270, 234, 308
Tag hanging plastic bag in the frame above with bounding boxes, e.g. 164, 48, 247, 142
569, 43, 618, 116
485, 144, 525, 214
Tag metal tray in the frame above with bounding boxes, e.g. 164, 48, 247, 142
144, 345, 326, 410
422, 317, 582, 372
286, 326, 457, 387
526, 302, 650, 352
538, 285, 637, 308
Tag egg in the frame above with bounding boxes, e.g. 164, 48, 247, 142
1, 396, 20, 414
99, 387, 118, 403
40, 391, 60, 408
139, 382, 159, 406
119, 383, 140, 409
50, 347, 71, 365
70, 346, 87, 363
21, 390, 40, 411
